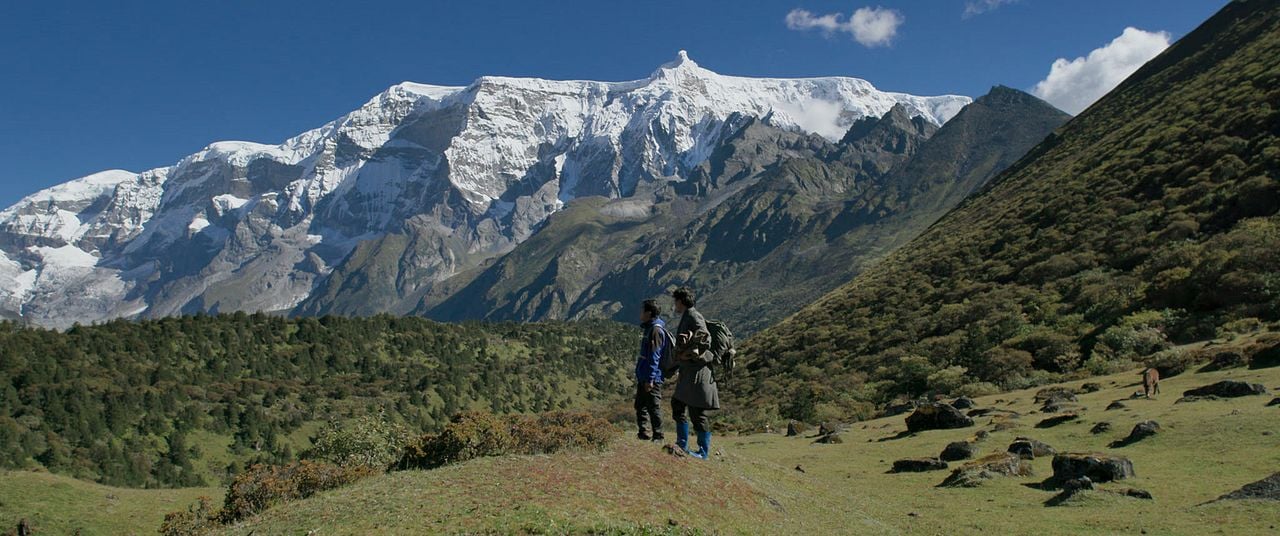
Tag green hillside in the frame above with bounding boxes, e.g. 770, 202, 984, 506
0, 314, 634, 488
736, 0, 1280, 424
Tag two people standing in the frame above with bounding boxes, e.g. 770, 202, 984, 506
634, 287, 719, 459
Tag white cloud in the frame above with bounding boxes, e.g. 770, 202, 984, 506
963, 0, 1018, 18
785, 6, 904, 48
1031, 27, 1171, 115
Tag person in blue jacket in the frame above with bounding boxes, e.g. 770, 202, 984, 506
635, 299, 669, 441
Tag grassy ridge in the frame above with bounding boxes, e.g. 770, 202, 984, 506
219, 358, 1280, 535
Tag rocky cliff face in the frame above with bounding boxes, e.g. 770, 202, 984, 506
417, 87, 1070, 332
0, 52, 970, 327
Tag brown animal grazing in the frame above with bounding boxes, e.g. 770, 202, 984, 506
1142, 368, 1161, 398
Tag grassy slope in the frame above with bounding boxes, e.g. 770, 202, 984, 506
736, 0, 1280, 419
0, 470, 219, 536
214, 362, 1279, 535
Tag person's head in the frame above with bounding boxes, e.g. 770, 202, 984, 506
671, 287, 695, 313
640, 299, 661, 323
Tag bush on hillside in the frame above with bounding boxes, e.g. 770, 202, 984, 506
218, 460, 379, 523
306, 413, 409, 469
159, 496, 217, 536
1144, 348, 1200, 377
398, 410, 616, 470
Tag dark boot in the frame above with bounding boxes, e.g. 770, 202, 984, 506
676, 422, 690, 452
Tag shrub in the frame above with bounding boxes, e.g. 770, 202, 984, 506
306, 413, 409, 469
218, 461, 379, 522
159, 496, 217, 536
1095, 325, 1171, 361
953, 382, 1001, 398
926, 366, 969, 395
398, 410, 616, 470
507, 411, 615, 455
1144, 348, 1199, 378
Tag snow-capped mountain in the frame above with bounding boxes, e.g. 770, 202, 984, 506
0, 51, 970, 327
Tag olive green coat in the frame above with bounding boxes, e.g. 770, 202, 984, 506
664, 307, 720, 410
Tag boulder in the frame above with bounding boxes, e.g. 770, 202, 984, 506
1215, 472, 1280, 501
951, 396, 976, 409
1201, 350, 1246, 372
1052, 453, 1135, 483
879, 400, 918, 418
1090, 422, 1112, 434
1034, 387, 1078, 404
1080, 382, 1103, 393
1007, 437, 1056, 459
1183, 380, 1267, 399
940, 441, 977, 462
968, 408, 1019, 418
1045, 475, 1097, 506
1267, 397, 1280, 407
1035, 412, 1080, 428
905, 403, 974, 433
1106, 400, 1127, 411
891, 457, 949, 473
1122, 488, 1154, 500
1040, 400, 1073, 413
938, 452, 1033, 488
814, 432, 843, 444
973, 430, 990, 441
1111, 420, 1160, 447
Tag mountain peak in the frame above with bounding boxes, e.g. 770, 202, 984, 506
650, 50, 713, 80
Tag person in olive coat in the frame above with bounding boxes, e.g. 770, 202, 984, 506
662, 286, 718, 459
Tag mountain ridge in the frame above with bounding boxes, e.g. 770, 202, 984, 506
0, 53, 969, 327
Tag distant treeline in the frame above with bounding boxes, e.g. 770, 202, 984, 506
0, 313, 635, 488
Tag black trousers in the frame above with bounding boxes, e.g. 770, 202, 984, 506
635, 383, 663, 437
671, 398, 709, 434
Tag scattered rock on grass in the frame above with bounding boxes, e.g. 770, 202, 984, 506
1035, 412, 1080, 428
891, 457, 949, 473
938, 452, 1032, 488
1111, 421, 1160, 447
905, 403, 974, 433
663, 444, 689, 458
1122, 488, 1154, 500
1035, 387, 1078, 404
879, 400, 919, 418
1047, 476, 1095, 505
1008, 437, 1056, 459
968, 408, 1019, 418
1090, 422, 1112, 434
1080, 382, 1103, 393
814, 432, 843, 444
1201, 351, 1246, 372
1183, 380, 1267, 399
940, 441, 977, 461
1052, 453, 1135, 483
1215, 472, 1280, 501
1266, 398, 1280, 407
1106, 401, 1127, 411
951, 396, 976, 409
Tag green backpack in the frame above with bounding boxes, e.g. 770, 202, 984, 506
706, 319, 736, 375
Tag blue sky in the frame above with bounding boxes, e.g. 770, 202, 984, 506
0, 0, 1227, 207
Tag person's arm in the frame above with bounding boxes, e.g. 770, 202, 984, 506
647, 327, 664, 387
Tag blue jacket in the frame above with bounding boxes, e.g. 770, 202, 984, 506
637, 318, 668, 385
